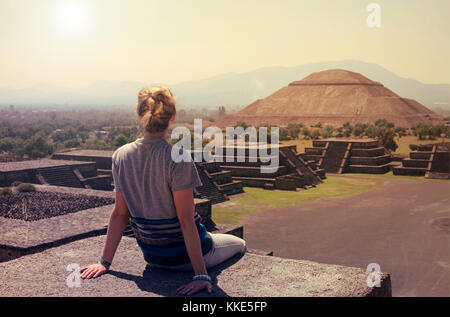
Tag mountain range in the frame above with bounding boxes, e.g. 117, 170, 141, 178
1, 60, 448, 115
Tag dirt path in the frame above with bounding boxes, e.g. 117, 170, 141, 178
240, 178, 450, 297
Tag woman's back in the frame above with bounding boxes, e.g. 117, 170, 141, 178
112, 137, 201, 220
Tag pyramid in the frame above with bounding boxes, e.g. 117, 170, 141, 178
216, 69, 445, 128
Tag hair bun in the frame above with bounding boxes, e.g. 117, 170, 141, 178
136, 86, 177, 133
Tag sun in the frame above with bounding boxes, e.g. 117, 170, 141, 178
58, 4, 84, 29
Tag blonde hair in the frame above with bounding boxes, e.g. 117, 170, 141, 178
137, 86, 176, 133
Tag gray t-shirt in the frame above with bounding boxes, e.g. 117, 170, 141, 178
112, 138, 202, 220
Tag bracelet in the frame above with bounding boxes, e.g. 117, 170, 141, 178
99, 257, 111, 269
193, 275, 212, 283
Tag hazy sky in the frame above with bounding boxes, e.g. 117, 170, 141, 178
0, 0, 448, 88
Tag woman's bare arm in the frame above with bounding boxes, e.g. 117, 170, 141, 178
173, 188, 212, 295
80, 192, 130, 279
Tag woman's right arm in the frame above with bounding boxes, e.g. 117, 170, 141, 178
80, 192, 130, 279
173, 188, 212, 295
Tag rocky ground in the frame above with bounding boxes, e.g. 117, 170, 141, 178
0, 191, 114, 221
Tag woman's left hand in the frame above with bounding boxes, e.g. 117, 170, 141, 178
80, 263, 109, 279
177, 280, 213, 296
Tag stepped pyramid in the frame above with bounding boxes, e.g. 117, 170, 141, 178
215, 144, 326, 191
216, 69, 444, 128
302, 139, 392, 174
393, 143, 449, 179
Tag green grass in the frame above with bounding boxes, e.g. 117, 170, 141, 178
212, 176, 385, 225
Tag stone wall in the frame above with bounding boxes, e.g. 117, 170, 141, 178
0, 170, 37, 187
52, 153, 113, 170
431, 152, 449, 173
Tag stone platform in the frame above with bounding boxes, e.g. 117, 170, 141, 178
0, 235, 392, 297
0, 185, 211, 262
0, 158, 112, 190
216, 144, 325, 191
52, 150, 115, 170
302, 139, 392, 174
393, 143, 450, 179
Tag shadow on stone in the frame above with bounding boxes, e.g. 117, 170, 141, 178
108, 253, 245, 297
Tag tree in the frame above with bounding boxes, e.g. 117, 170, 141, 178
416, 123, 431, 140
365, 125, 377, 138
79, 131, 89, 144
53, 127, 78, 142
430, 125, 445, 139
287, 124, 301, 140
376, 127, 398, 152
64, 138, 80, 148
375, 119, 395, 129
353, 123, 367, 137
24, 134, 54, 158
0, 137, 16, 153
235, 121, 248, 129
341, 123, 353, 137
394, 127, 407, 138
279, 128, 290, 141
311, 129, 321, 140
0, 127, 9, 138
113, 134, 129, 147
321, 125, 334, 139
302, 127, 311, 139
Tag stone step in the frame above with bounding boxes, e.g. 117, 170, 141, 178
217, 156, 274, 167
221, 165, 288, 178
349, 154, 392, 166
304, 147, 324, 155
402, 158, 430, 168
315, 168, 327, 179
418, 144, 434, 151
210, 224, 244, 239
410, 151, 433, 160
347, 163, 391, 174
232, 176, 276, 188
392, 166, 427, 176
218, 181, 244, 196
97, 169, 112, 176
301, 154, 322, 162
350, 147, 386, 157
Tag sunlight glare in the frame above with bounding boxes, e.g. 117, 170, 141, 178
58, 4, 84, 29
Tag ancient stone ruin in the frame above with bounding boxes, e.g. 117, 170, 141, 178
216, 69, 445, 128
393, 143, 450, 179
302, 140, 392, 174
0, 159, 112, 190
194, 160, 244, 204
216, 144, 325, 191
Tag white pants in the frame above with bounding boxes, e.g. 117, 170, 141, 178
150, 233, 247, 271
